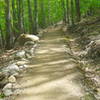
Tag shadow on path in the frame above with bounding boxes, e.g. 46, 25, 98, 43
15, 30, 85, 100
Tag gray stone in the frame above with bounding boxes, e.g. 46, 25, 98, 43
4, 64, 20, 76
15, 50, 25, 59
3, 83, 13, 96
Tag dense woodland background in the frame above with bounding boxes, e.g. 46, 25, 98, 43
0, 0, 100, 49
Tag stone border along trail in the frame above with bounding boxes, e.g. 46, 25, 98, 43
15, 30, 85, 100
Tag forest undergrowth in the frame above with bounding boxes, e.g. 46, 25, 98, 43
65, 16, 100, 100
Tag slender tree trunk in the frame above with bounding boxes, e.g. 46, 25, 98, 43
40, 0, 46, 28
0, 25, 4, 49
71, 0, 74, 26
62, 0, 67, 24
66, 0, 70, 25
12, 0, 18, 37
22, 0, 25, 33
47, 0, 51, 26
5, 0, 12, 49
17, 0, 24, 34
33, 0, 38, 34
27, 0, 34, 34
75, 0, 81, 22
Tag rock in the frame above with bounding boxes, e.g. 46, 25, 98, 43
8, 75, 16, 83
15, 50, 25, 59
24, 41, 35, 46
33, 44, 37, 48
92, 75, 100, 87
19, 66, 24, 70
25, 53, 32, 59
17, 34, 39, 46
19, 65, 27, 69
25, 47, 35, 58
6, 64, 20, 76
16, 60, 29, 66
23, 65, 28, 68
78, 51, 88, 58
85, 72, 95, 78
3, 83, 13, 96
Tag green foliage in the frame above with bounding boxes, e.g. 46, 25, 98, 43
0, 93, 5, 99
0, 0, 100, 49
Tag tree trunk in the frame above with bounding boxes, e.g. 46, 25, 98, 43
40, 0, 46, 28
47, 0, 51, 26
33, 0, 38, 34
0, 25, 4, 49
71, 0, 74, 26
5, 0, 12, 49
27, 0, 34, 34
66, 0, 70, 25
61, 0, 67, 24
17, 0, 24, 34
75, 0, 81, 22
12, 0, 18, 37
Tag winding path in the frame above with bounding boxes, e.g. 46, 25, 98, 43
15, 30, 85, 100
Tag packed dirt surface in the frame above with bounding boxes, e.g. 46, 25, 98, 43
15, 30, 85, 100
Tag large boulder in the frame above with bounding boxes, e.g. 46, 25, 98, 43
17, 34, 39, 46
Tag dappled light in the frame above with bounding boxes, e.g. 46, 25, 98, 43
0, 0, 100, 100
14, 30, 85, 100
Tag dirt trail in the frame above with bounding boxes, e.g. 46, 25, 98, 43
15, 30, 85, 100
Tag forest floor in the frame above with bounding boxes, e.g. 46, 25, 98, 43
14, 30, 86, 100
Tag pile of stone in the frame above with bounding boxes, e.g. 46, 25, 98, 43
0, 34, 40, 99
0, 62, 28, 97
